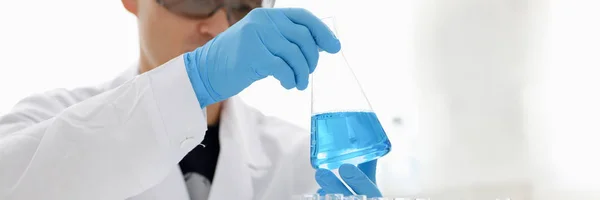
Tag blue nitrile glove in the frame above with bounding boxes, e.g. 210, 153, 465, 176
315, 160, 383, 198
184, 8, 341, 108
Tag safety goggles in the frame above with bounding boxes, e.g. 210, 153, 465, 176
156, 0, 276, 25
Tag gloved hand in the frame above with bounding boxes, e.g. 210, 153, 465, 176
315, 160, 383, 198
183, 8, 341, 108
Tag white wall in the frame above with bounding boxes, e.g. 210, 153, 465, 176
525, 0, 600, 199
407, 0, 600, 199
408, 0, 536, 198
0, 0, 139, 114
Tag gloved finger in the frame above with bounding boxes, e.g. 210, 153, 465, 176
315, 169, 353, 196
339, 164, 382, 198
280, 8, 341, 54
268, 10, 319, 74
261, 25, 310, 90
357, 160, 378, 184
256, 56, 296, 89
317, 188, 326, 196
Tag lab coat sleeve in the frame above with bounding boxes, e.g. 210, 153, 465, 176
0, 55, 207, 200
289, 135, 320, 195
260, 116, 319, 197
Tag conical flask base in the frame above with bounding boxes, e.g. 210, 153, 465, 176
311, 111, 392, 169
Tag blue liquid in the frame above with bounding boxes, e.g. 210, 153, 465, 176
310, 111, 392, 169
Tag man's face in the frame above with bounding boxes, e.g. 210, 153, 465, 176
124, 0, 231, 69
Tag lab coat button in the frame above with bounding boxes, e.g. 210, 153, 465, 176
180, 136, 195, 148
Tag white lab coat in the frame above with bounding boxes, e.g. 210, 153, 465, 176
0, 55, 319, 200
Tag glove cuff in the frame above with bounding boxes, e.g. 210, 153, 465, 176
184, 49, 218, 108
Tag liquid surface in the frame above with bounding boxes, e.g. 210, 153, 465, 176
310, 111, 391, 169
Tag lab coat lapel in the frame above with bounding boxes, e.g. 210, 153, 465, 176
208, 97, 271, 200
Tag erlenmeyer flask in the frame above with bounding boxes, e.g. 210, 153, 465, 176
310, 17, 392, 170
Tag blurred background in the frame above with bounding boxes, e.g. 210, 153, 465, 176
1, 0, 600, 199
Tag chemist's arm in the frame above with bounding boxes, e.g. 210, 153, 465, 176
0, 56, 207, 200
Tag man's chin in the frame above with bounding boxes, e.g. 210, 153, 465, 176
185, 42, 210, 53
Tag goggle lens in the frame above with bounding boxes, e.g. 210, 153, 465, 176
157, 0, 269, 25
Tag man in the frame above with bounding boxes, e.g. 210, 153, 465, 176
0, 0, 382, 199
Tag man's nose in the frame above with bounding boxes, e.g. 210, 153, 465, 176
197, 8, 230, 37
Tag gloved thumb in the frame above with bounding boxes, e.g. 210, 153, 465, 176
357, 159, 378, 184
